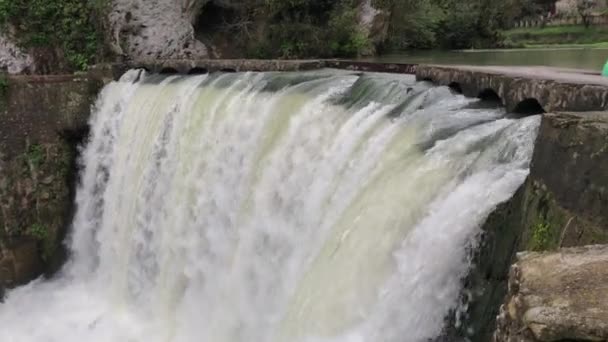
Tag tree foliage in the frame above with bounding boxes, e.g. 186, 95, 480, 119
217, 0, 371, 58
0, 0, 104, 71
577, 0, 597, 28
376, 0, 557, 50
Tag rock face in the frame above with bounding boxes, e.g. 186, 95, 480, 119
458, 111, 608, 341
357, 0, 390, 55
494, 245, 608, 342
0, 32, 33, 74
108, 0, 209, 61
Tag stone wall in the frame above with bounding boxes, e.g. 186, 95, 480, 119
416, 65, 608, 113
0, 74, 103, 297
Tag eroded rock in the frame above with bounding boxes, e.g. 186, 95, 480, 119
109, 0, 209, 61
0, 31, 33, 74
494, 245, 608, 341
357, 0, 390, 55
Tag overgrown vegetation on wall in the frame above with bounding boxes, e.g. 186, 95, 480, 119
0, 142, 74, 261
0, 0, 105, 71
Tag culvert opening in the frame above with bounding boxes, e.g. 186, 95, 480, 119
478, 88, 501, 103
188, 67, 208, 75
159, 67, 179, 75
448, 82, 463, 94
513, 98, 545, 116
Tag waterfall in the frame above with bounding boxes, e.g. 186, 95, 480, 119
0, 69, 540, 342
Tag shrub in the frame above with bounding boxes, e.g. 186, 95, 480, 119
0, 0, 103, 71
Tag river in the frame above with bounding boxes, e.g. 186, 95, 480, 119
366, 48, 608, 71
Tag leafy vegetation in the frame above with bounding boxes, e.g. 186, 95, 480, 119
28, 223, 48, 241
26, 144, 45, 169
0, 0, 105, 71
530, 220, 557, 251
373, 0, 548, 50
202, 0, 371, 58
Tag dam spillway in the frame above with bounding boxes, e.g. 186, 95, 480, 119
0, 69, 540, 342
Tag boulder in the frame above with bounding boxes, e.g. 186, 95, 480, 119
358, 0, 390, 55
0, 31, 33, 74
108, 0, 209, 61
494, 245, 608, 342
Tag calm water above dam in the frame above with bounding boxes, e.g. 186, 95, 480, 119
367, 48, 608, 71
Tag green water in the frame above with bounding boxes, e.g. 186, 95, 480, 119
366, 48, 608, 71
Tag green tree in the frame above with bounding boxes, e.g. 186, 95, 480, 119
577, 0, 597, 28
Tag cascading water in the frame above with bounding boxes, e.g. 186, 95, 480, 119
0, 69, 540, 342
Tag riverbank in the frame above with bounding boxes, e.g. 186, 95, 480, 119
502, 25, 608, 48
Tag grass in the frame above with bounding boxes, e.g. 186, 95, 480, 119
502, 25, 608, 48
525, 42, 608, 48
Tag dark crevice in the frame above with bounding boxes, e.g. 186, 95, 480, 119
478, 88, 502, 104
188, 67, 208, 75
44, 126, 89, 279
448, 82, 463, 94
159, 67, 179, 75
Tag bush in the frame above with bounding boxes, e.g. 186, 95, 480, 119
0, 0, 103, 71
249, 0, 370, 58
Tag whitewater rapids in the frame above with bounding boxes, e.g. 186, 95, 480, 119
0, 69, 540, 342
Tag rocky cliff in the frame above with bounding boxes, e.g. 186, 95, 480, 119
0, 0, 390, 73
463, 111, 608, 341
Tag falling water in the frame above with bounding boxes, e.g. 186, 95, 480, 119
0, 69, 540, 342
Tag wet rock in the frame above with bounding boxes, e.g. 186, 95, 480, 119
40, 175, 55, 185
0, 240, 42, 289
494, 245, 608, 342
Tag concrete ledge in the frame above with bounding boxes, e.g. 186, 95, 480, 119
89, 59, 419, 80
416, 65, 608, 113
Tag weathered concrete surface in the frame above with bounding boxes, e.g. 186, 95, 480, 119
494, 245, 608, 342
0, 75, 102, 155
89, 59, 418, 79
130, 59, 327, 74
0, 74, 103, 296
416, 65, 608, 113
